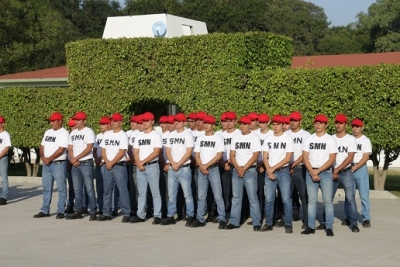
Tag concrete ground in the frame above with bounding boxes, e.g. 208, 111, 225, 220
1, 180, 400, 267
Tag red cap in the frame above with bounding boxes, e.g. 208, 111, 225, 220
225, 111, 237, 120
238, 116, 251, 124
220, 112, 227, 122
130, 115, 136, 122
283, 116, 290, 124
247, 112, 258, 121
99, 116, 111, 124
351, 119, 363, 127
73, 111, 87, 120
204, 115, 216, 124
167, 115, 175, 124
290, 111, 302, 121
334, 113, 348, 123
187, 112, 197, 120
67, 118, 76, 127
196, 111, 207, 120
271, 115, 284, 123
314, 114, 328, 123
175, 113, 186, 122
142, 112, 154, 121
110, 113, 123, 122
48, 112, 63, 121
258, 113, 270, 123
0, 116, 4, 123
159, 116, 168, 123
137, 115, 143, 124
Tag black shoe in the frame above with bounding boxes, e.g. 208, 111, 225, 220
341, 218, 351, 226
247, 221, 253, 225
185, 216, 195, 227
326, 228, 334, 236
152, 217, 162, 225
55, 213, 65, 219
316, 223, 326, 230
64, 206, 74, 214
122, 216, 130, 223
253, 225, 261, 231
161, 217, 176, 225
33, 212, 50, 218
261, 224, 273, 232
351, 225, 360, 233
130, 216, 145, 223
65, 211, 83, 220
0, 197, 7, 205
111, 211, 118, 217
275, 219, 284, 227
225, 223, 239, 230
362, 220, 371, 228
81, 208, 89, 215
89, 214, 97, 221
301, 227, 315, 235
293, 214, 301, 221
130, 211, 136, 217
176, 215, 184, 221
191, 219, 206, 228
145, 211, 153, 219
218, 221, 227, 230
301, 223, 307, 229
206, 215, 216, 223
97, 215, 112, 221
285, 225, 293, 234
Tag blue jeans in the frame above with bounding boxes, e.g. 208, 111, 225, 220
95, 165, 104, 212
306, 169, 334, 229
136, 163, 162, 219
290, 165, 308, 224
333, 169, 358, 226
229, 167, 261, 227
346, 164, 370, 221
197, 167, 226, 223
167, 166, 194, 217
66, 166, 75, 207
265, 167, 292, 226
0, 156, 9, 199
40, 161, 67, 214
71, 160, 96, 214
102, 164, 131, 216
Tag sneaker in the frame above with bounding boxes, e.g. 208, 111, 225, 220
341, 218, 351, 226
185, 216, 195, 227
326, 228, 334, 237
362, 220, 371, 228
261, 224, 273, 232
225, 223, 239, 230
0, 197, 7, 205
33, 212, 50, 218
218, 221, 227, 230
316, 223, 326, 230
351, 225, 360, 233
65, 211, 83, 220
285, 225, 293, 234
253, 225, 261, 231
191, 219, 206, 228
55, 213, 65, 219
275, 219, 284, 227
97, 215, 112, 221
64, 205, 74, 214
293, 213, 301, 221
89, 214, 97, 221
130, 216, 145, 223
152, 217, 162, 225
122, 216, 130, 223
301, 227, 315, 235
161, 217, 176, 225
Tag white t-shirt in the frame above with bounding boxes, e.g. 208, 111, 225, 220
94, 132, 104, 158
167, 130, 194, 164
220, 129, 240, 161
0, 130, 11, 156
162, 131, 170, 162
230, 132, 261, 166
194, 133, 225, 164
215, 129, 223, 135
41, 128, 68, 160
191, 130, 205, 156
100, 130, 128, 162
69, 127, 95, 160
256, 130, 273, 162
133, 130, 162, 161
287, 129, 311, 164
353, 135, 372, 164
334, 134, 357, 168
302, 133, 338, 168
128, 130, 140, 147
262, 133, 294, 167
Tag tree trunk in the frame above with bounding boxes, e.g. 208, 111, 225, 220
22, 147, 32, 176
32, 148, 40, 177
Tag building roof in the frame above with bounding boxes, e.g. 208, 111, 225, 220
0, 66, 68, 80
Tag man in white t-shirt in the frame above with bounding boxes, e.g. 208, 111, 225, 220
192, 115, 226, 229
215, 112, 227, 135
186, 112, 197, 133
287, 111, 310, 229
97, 113, 131, 223
248, 112, 259, 132
301, 114, 337, 237
34, 112, 68, 218
283, 116, 291, 132
226, 116, 262, 231
66, 111, 97, 221
262, 115, 294, 233
131, 112, 163, 224
161, 113, 195, 226
0, 116, 10, 206
350, 118, 372, 228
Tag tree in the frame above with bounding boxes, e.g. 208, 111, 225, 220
317, 25, 366, 55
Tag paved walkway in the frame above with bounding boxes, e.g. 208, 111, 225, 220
1, 181, 400, 267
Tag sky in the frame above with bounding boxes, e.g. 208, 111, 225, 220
116, 0, 377, 27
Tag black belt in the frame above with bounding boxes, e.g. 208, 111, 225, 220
293, 165, 304, 169
207, 164, 218, 170
51, 160, 66, 164
115, 161, 126, 166
181, 163, 190, 168
80, 159, 93, 163
143, 161, 158, 166
312, 167, 331, 171
339, 166, 352, 173
248, 165, 256, 169
275, 166, 289, 171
